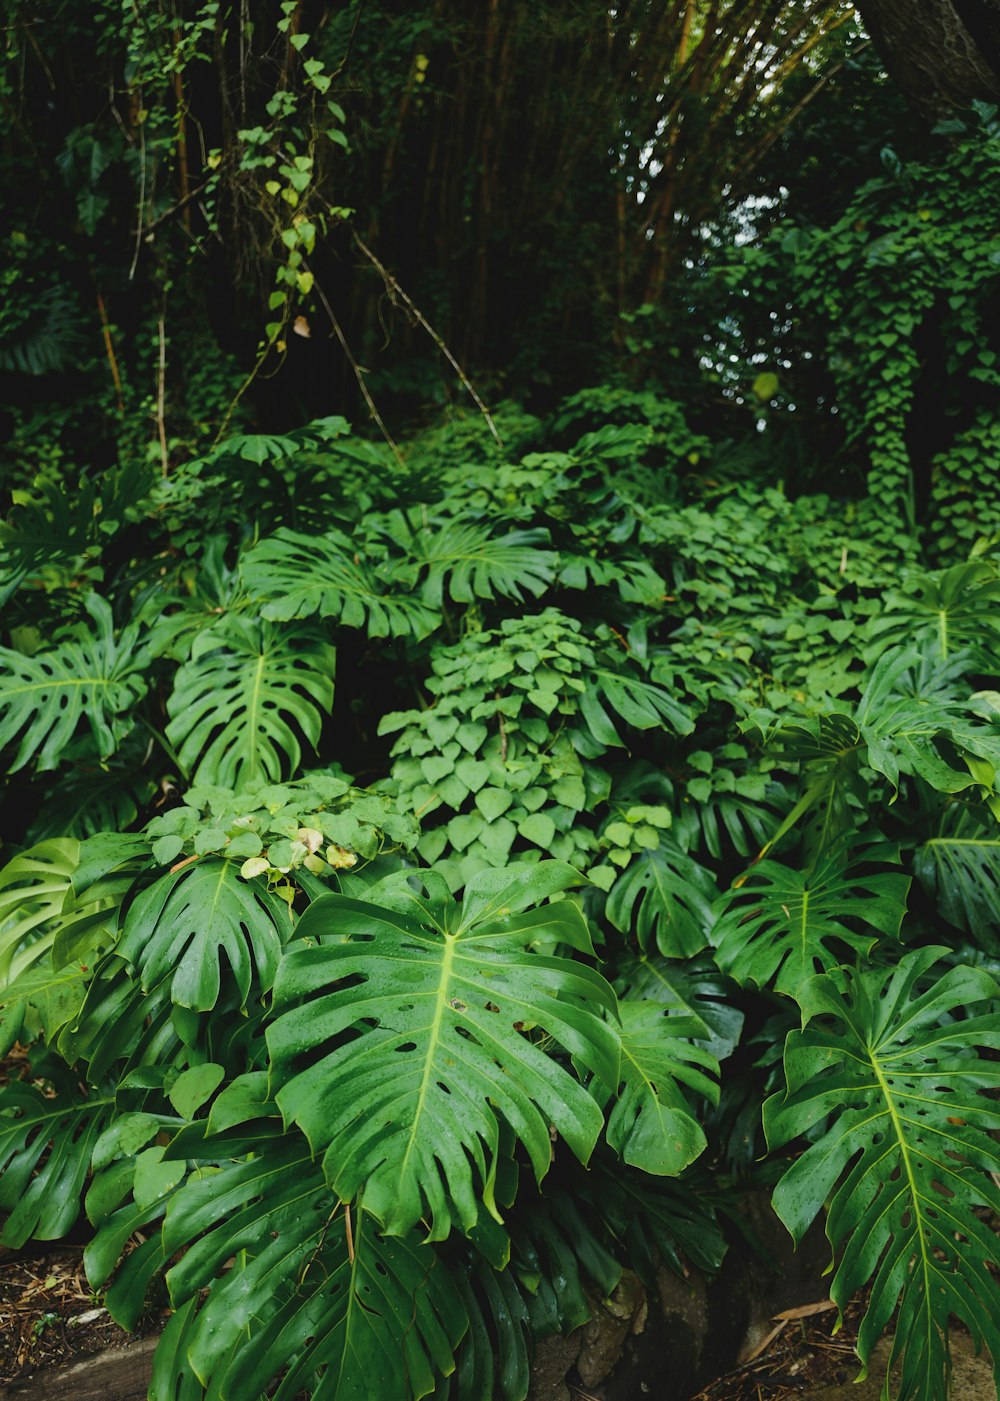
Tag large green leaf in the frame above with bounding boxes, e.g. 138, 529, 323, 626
242, 527, 440, 638
573, 1155, 727, 1282
155, 1133, 466, 1401
604, 842, 716, 957
866, 561, 1000, 667
764, 949, 1000, 1401
751, 711, 865, 858
601, 1001, 717, 1175
164, 614, 335, 789
432, 1249, 531, 1401
0, 1075, 113, 1247
613, 954, 744, 1061
0, 839, 122, 1045
117, 859, 293, 1011
0, 955, 89, 1049
0, 594, 148, 772
58, 951, 182, 1082
914, 808, 1000, 951
401, 516, 557, 608
578, 664, 694, 750
0, 839, 78, 984
509, 1176, 621, 1339
713, 848, 910, 1002
857, 648, 1000, 801
268, 862, 620, 1238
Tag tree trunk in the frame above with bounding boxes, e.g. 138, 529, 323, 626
855, 0, 1000, 118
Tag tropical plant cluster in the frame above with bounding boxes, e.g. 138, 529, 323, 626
2, 371, 1000, 1400
3, 5, 1000, 1401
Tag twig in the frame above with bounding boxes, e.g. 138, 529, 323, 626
156, 313, 169, 476
132, 178, 210, 236
327, 0, 366, 81
95, 292, 124, 414
344, 1204, 355, 1264
128, 81, 146, 281
313, 276, 404, 466
352, 230, 502, 450
169, 853, 202, 875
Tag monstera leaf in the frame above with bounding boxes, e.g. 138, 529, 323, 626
574, 1155, 727, 1282
165, 614, 335, 789
0, 594, 148, 772
434, 1248, 532, 1401
600, 1001, 717, 1175
0, 1074, 114, 1247
268, 862, 620, 1238
613, 954, 744, 1061
0, 838, 123, 1041
117, 859, 293, 1011
713, 848, 909, 1002
914, 808, 1000, 950
765, 949, 1000, 1401
401, 516, 558, 608
0, 840, 79, 985
866, 560, 1000, 666
751, 711, 866, 858
605, 841, 716, 957
154, 1135, 466, 1401
577, 664, 694, 750
857, 647, 1000, 801
241, 527, 440, 638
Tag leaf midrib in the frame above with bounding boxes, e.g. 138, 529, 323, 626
3, 675, 112, 697
396, 932, 457, 1184
867, 1044, 935, 1369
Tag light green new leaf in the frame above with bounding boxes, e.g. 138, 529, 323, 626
269, 866, 620, 1239
158, 1137, 466, 1401
406, 519, 557, 608
602, 1002, 717, 1175
0, 840, 78, 985
242, 527, 440, 638
117, 859, 293, 1010
0, 594, 148, 772
0, 1078, 113, 1247
165, 615, 335, 789
605, 842, 716, 957
764, 948, 1000, 1401
0, 840, 121, 1035
713, 849, 909, 1003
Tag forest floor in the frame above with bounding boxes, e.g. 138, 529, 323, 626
0, 1239, 164, 1384
1, 1242, 995, 1398
0, 1239, 864, 1397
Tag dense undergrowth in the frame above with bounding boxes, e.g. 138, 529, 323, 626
2, 377, 1000, 1400
3, 11, 1000, 1397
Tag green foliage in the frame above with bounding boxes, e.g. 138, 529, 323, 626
270, 863, 618, 1238
0, 595, 149, 773
6, 8, 1000, 1395
164, 617, 336, 789
3, 384, 1000, 1401
734, 104, 1000, 549
765, 949, 1000, 1401
713, 847, 910, 1000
